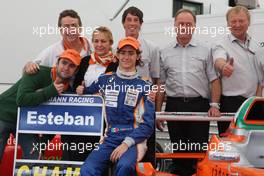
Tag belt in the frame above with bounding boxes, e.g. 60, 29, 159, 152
221, 95, 247, 101
109, 127, 133, 133
167, 96, 204, 103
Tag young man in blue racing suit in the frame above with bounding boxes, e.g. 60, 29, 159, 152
76, 37, 155, 176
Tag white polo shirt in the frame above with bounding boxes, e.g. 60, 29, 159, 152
137, 36, 160, 79
212, 34, 260, 98
34, 40, 90, 67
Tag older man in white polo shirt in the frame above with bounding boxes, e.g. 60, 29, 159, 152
213, 6, 262, 136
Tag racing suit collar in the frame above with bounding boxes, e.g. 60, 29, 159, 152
116, 67, 138, 79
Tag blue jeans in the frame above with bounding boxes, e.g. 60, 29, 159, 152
81, 130, 137, 176
0, 120, 39, 162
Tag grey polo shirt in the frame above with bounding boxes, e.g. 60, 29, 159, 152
212, 34, 260, 98
137, 36, 160, 79
114, 36, 160, 81
160, 38, 218, 98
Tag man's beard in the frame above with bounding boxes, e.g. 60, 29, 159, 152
56, 70, 71, 83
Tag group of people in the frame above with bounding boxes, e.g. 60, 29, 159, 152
0, 4, 263, 176
0, 6, 157, 176
156, 6, 263, 175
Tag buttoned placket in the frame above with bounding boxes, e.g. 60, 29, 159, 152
182, 46, 187, 98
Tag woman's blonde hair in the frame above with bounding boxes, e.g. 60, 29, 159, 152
92, 26, 114, 45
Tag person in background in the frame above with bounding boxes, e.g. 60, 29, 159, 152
156, 9, 221, 175
24, 9, 90, 74
121, 6, 160, 165
0, 49, 81, 162
78, 37, 155, 176
212, 6, 262, 136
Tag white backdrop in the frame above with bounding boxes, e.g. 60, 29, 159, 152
0, 0, 172, 85
0, 0, 263, 92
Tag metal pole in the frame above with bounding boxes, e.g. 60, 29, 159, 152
156, 112, 235, 121
109, 0, 130, 21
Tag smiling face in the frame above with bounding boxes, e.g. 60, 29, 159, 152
117, 45, 139, 72
227, 10, 249, 41
56, 58, 78, 80
60, 16, 81, 42
123, 13, 142, 39
92, 31, 112, 57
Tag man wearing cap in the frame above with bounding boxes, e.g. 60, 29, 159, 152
77, 37, 155, 176
0, 49, 81, 162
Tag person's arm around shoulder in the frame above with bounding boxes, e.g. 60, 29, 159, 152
23, 43, 60, 74
23, 48, 51, 74
23, 61, 40, 74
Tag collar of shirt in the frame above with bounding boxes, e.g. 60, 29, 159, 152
229, 33, 251, 43
174, 37, 197, 48
229, 33, 255, 55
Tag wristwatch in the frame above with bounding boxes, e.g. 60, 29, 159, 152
210, 102, 220, 109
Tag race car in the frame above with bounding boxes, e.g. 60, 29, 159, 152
2, 97, 263, 175
196, 96, 264, 176
136, 97, 264, 176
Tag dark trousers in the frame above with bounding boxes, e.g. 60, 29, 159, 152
218, 95, 247, 135
141, 128, 156, 166
166, 97, 210, 176
61, 135, 99, 161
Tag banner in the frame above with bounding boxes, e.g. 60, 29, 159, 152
15, 161, 82, 176
17, 94, 104, 135
13, 94, 104, 176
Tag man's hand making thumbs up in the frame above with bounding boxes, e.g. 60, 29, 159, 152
220, 58, 234, 77
76, 81, 85, 95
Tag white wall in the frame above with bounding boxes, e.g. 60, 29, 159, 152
142, 8, 264, 48
0, 0, 172, 86
0, 0, 263, 93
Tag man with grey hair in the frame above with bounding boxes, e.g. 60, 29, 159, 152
213, 6, 262, 135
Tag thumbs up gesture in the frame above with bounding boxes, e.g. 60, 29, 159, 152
76, 81, 85, 95
221, 58, 234, 77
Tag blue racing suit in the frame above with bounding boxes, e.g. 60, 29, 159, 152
80, 71, 155, 176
